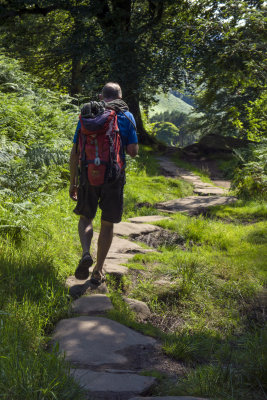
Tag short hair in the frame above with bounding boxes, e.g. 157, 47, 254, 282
102, 82, 122, 100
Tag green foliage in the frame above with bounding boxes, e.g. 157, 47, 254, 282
151, 121, 180, 147
232, 141, 267, 200
0, 55, 77, 236
190, 2, 267, 140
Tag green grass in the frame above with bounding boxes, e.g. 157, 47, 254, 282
108, 208, 267, 400
0, 192, 87, 399
123, 146, 193, 219
208, 200, 267, 223
1, 138, 266, 400
0, 144, 192, 399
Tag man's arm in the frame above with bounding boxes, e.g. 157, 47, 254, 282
69, 143, 79, 200
126, 143, 139, 158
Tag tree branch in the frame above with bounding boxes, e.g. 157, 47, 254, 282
0, 4, 58, 20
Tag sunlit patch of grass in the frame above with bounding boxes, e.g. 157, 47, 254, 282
0, 190, 88, 400
208, 200, 267, 223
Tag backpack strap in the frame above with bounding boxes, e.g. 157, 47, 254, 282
104, 102, 137, 130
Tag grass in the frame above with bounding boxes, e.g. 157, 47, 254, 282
107, 206, 267, 399
1, 141, 266, 400
208, 200, 267, 223
123, 146, 193, 219
0, 144, 192, 399
0, 192, 87, 399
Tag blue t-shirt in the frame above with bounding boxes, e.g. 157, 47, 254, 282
73, 111, 138, 147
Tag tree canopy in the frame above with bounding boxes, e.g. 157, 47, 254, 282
1, 0, 266, 142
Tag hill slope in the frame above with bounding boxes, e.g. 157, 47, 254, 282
149, 92, 194, 117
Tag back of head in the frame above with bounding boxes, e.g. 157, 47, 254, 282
102, 82, 122, 100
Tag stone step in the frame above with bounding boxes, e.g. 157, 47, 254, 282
114, 222, 161, 237
128, 216, 170, 223
71, 294, 113, 315
52, 316, 156, 367
66, 276, 109, 298
156, 195, 236, 215
193, 187, 226, 196
103, 260, 129, 278
110, 235, 154, 254
71, 369, 156, 400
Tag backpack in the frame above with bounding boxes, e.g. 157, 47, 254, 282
78, 101, 124, 186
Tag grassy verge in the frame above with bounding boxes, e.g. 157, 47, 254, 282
107, 205, 267, 399
208, 200, 267, 224
0, 192, 86, 400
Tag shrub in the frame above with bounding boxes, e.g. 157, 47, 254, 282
232, 140, 267, 200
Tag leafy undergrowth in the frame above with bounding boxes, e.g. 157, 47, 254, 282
108, 206, 267, 400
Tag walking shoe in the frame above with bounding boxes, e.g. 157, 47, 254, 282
90, 270, 106, 286
75, 252, 93, 280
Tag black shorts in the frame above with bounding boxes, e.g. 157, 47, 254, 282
73, 174, 125, 223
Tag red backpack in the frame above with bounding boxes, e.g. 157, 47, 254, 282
78, 102, 124, 186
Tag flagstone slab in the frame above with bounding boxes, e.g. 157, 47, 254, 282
53, 316, 156, 366
156, 195, 237, 215
212, 179, 231, 189
66, 276, 109, 298
193, 187, 226, 196
109, 236, 153, 254
128, 216, 170, 223
106, 253, 133, 262
103, 261, 129, 277
71, 369, 155, 395
71, 295, 113, 315
114, 222, 161, 237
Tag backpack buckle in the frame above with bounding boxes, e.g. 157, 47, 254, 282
94, 157, 101, 166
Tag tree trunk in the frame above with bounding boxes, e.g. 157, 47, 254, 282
125, 94, 156, 145
70, 56, 82, 97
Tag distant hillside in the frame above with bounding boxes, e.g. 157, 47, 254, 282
170, 90, 196, 107
149, 92, 194, 117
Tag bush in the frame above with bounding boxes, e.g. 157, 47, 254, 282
232, 141, 267, 200
151, 121, 180, 146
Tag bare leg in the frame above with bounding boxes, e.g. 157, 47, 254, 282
78, 216, 93, 255
93, 219, 114, 273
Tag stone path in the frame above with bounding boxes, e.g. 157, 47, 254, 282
157, 156, 230, 196
53, 158, 234, 399
156, 157, 236, 215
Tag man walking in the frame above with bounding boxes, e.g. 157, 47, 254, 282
69, 82, 138, 285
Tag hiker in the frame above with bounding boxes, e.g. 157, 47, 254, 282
69, 82, 138, 285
